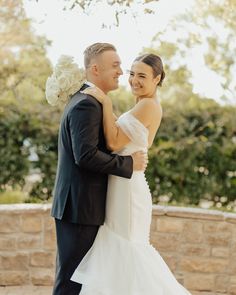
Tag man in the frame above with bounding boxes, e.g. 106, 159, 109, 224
51, 43, 147, 295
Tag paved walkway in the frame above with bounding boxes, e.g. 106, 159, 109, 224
0, 286, 52, 295
0, 286, 214, 295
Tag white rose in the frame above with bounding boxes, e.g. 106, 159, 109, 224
45, 55, 85, 106
58, 91, 69, 104
58, 73, 72, 90
45, 76, 60, 106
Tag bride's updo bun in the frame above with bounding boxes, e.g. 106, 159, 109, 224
134, 53, 165, 87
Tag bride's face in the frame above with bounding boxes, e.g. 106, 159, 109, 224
128, 61, 160, 99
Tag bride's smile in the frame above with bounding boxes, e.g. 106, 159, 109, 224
128, 59, 161, 99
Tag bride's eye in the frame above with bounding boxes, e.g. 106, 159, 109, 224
128, 71, 134, 77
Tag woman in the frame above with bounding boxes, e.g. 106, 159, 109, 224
71, 53, 191, 294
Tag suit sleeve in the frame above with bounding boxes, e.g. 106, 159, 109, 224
68, 97, 133, 179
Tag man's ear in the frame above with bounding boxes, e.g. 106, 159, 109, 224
90, 64, 99, 76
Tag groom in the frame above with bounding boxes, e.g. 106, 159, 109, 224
51, 43, 147, 295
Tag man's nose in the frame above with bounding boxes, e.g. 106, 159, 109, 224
118, 66, 123, 75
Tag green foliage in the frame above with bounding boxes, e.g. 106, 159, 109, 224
108, 88, 236, 208
0, 0, 52, 106
1, 0, 235, 208
0, 190, 27, 204
146, 97, 236, 207
29, 106, 60, 201
0, 0, 57, 201
0, 101, 60, 200
0, 105, 31, 190
109, 86, 135, 115
150, 0, 236, 104
1, 93, 235, 206
141, 0, 236, 207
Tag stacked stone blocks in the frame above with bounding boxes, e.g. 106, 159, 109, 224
0, 204, 235, 294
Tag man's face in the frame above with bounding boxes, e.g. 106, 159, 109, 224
96, 50, 123, 93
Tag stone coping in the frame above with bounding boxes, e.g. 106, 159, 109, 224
0, 203, 51, 214
0, 203, 235, 223
152, 204, 236, 223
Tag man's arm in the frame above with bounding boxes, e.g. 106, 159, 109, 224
68, 97, 133, 178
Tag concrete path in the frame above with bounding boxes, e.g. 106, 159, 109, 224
0, 286, 214, 295
0, 286, 52, 295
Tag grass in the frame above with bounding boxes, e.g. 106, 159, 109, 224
0, 190, 28, 204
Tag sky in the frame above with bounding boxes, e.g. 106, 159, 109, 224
23, 0, 226, 103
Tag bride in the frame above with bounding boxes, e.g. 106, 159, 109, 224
71, 53, 191, 295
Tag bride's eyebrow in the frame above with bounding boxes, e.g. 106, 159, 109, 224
138, 72, 146, 76
127, 70, 146, 76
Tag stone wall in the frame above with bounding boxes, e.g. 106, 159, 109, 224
0, 204, 236, 294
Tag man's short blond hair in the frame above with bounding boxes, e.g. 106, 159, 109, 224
84, 42, 116, 69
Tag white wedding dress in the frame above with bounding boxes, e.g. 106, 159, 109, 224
71, 111, 191, 295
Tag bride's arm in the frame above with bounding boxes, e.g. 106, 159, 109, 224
82, 87, 130, 151
82, 87, 161, 150
113, 113, 118, 120
102, 98, 130, 151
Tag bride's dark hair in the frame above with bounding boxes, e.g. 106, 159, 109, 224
134, 53, 165, 87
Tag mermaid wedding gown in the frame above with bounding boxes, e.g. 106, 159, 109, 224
71, 111, 191, 295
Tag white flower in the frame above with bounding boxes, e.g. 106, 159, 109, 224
45, 76, 60, 106
45, 55, 85, 106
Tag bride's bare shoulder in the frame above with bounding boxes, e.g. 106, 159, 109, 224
129, 98, 162, 128
133, 98, 162, 116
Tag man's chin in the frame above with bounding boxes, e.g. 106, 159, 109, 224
110, 83, 119, 91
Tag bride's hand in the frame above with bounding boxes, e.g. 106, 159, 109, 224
82, 86, 109, 104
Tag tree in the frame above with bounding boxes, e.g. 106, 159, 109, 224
150, 0, 236, 104
34, 0, 159, 26
146, 97, 236, 208
64, 0, 158, 14
196, 0, 236, 102
139, 0, 236, 207
105, 84, 236, 208
2, 0, 235, 208
0, 0, 57, 198
0, 0, 52, 108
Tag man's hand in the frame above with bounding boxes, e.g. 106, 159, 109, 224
131, 151, 148, 171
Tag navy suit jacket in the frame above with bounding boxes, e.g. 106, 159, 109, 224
51, 84, 133, 225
